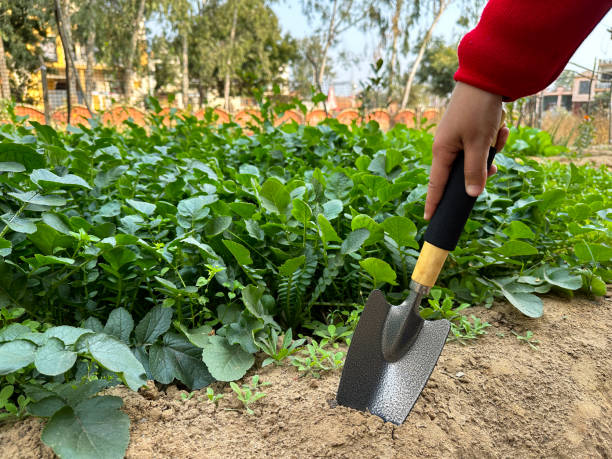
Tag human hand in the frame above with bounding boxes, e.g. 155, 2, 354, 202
424, 82, 510, 220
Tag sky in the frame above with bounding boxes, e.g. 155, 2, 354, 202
271, 2, 612, 92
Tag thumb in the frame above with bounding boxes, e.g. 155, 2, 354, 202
463, 140, 490, 197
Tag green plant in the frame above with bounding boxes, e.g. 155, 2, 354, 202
0, 385, 30, 421
573, 116, 595, 153
229, 375, 269, 415
512, 330, 540, 350
305, 321, 352, 347
449, 315, 491, 344
291, 339, 344, 378
256, 328, 305, 366
420, 289, 470, 321
180, 391, 195, 401
206, 387, 223, 405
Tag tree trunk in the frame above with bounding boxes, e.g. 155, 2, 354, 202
317, 0, 338, 89
38, 55, 51, 123
124, 0, 146, 103
224, 1, 239, 112
387, 0, 403, 103
0, 36, 10, 100
181, 32, 189, 108
59, 0, 78, 107
86, 30, 95, 109
400, 0, 448, 110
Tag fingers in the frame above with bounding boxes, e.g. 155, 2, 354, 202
463, 139, 491, 197
495, 125, 510, 152
424, 143, 457, 220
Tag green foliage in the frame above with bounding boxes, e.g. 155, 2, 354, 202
206, 387, 223, 405
512, 330, 540, 350
256, 328, 305, 366
417, 38, 458, 98
449, 315, 491, 344
229, 375, 269, 415
290, 339, 344, 378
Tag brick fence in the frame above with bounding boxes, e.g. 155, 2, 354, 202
2, 105, 440, 131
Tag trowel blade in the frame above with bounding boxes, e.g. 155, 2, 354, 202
336, 289, 450, 425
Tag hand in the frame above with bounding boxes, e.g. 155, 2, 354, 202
424, 82, 510, 220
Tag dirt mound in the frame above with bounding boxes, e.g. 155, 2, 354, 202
1, 294, 611, 458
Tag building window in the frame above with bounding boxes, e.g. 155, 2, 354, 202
578, 80, 591, 94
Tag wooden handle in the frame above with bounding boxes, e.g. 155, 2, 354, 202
411, 241, 449, 287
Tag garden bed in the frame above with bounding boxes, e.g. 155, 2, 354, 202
2, 293, 610, 458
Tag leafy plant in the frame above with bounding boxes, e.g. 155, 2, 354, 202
305, 321, 352, 347
420, 289, 470, 321
512, 330, 540, 350
449, 315, 491, 344
206, 387, 223, 405
229, 375, 269, 415
290, 339, 344, 378
256, 328, 305, 366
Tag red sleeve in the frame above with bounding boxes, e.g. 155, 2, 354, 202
454, 0, 612, 101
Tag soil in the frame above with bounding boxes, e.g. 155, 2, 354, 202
1, 292, 611, 459
531, 144, 612, 169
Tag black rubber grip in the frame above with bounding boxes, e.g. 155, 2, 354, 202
423, 146, 496, 251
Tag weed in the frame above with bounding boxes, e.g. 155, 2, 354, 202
290, 339, 344, 378
229, 375, 269, 415
420, 289, 470, 322
512, 330, 540, 350
449, 315, 491, 344
306, 321, 352, 347
180, 391, 195, 402
206, 387, 223, 406
256, 328, 305, 367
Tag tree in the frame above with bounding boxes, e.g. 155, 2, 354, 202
416, 38, 457, 98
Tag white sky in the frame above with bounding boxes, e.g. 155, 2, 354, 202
272, 2, 612, 87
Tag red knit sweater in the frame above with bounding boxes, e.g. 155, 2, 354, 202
454, 1, 612, 101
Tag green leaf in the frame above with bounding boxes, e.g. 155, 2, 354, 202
229, 202, 257, 218
0, 340, 36, 375
44, 326, 93, 346
30, 169, 91, 189
359, 258, 397, 287
242, 285, 275, 325
291, 198, 312, 223
205, 216, 232, 237
496, 240, 538, 257
134, 305, 173, 345
149, 333, 214, 389
0, 161, 26, 172
201, 335, 254, 382
102, 247, 138, 271
351, 214, 383, 245
177, 196, 214, 219
0, 143, 45, 170
245, 220, 264, 241
126, 199, 156, 216
382, 216, 418, 248
322, 199, 343, 220
317, 214, 341, 244
104, 308, 134, 343
0, 323, 31, 342
340, 228, 370, 255
279, 256, 306, 277
590, 275, 607, 296
492, 280, 543, 318
175, 323, 212, 348
0, 238, 11, 257
503, 221, 535, 240
41, 396, 130, 459
222, 239, 253, 265
8, 191, 66, 207
543, 267, 582, 291
1, 213, 37, 234
25, 254, 75, 269
574, 242, 612, 263
34, 338, 77, 376
260, 178, 290, 214
82, 333, 146, 390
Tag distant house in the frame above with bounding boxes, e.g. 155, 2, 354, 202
541, 62, 611, 113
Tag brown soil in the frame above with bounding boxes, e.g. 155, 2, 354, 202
1, 294, 611, 459
531, 144, 612, 169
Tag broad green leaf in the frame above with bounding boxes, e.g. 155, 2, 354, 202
175, 323, 212, 348
543, 267, 582, 291
503, 221, 535, 240
317, 214, 341, 244
291, 198, 312, 223
0, 161, 25, 172
126, 199, 156, 216
382, 216, 418, 248
177, 196, 215, 219
44, 326, 93, 346
222, 239, 253, 265
351, 214, 383, 245
201, 335, 254, 381
242, 284, 275, 325
260, 178, 290, 214
205, 216, 232, 237
30, 169, 91, 189
574, 242, 612, 263
322, 199, 343, 220
134, 305, 173, 345
102, 247, 138, 271
8, 191, 66, 207
34, 337, 77, 376
0, 143, 45, 170
359, 258, 397, 287
278, 256, 306, 277
0, 238, 11, 257
182, 237, 217, 257
324, 172, 353, 199
41, 396, 130, 459
83, 333, 146, 390
245, 220, 264, 241
341, 228, 370, 255
0, 323, 31, 342
1, 213, 37, 234
25, 254, 74, 269
590, 275, 606, 296
0, 340, 36, 375
229, 202, 256, 218
496, 240, 538, 257
491, 280, 543, 318
104, 308, 134, 343
149, 332, 213, 389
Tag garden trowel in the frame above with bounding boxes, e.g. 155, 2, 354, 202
336, 113, 505, 425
